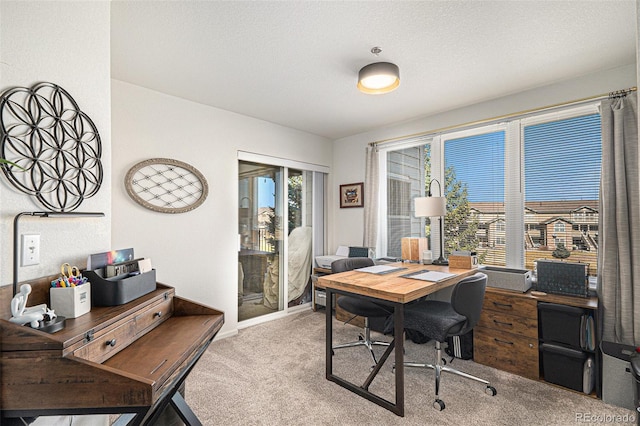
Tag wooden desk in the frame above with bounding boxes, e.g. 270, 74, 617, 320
0, 276, 224, 425
318, 263, 476, 417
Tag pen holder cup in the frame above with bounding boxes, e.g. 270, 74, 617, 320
421, 250, 433, 265
50, 283, 91, 318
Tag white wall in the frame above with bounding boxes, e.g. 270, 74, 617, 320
0, 1, 111, 291
111, 80, 331, 336
0, 2, 111, 425
329, 64, 637, 254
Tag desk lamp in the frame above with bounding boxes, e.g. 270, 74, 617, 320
414, 179, 448, 265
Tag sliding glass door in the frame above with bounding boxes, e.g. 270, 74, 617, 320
238, 154, 326, 324
238, 161, 284, 321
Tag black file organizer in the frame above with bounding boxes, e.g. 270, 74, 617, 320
84, 268, 156, 306
538, 302, 597, 394
536, 260, 589, 297
540, 343, 589, 392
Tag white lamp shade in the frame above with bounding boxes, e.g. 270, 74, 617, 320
414, 196, 446, 218
357, 62, 400, 94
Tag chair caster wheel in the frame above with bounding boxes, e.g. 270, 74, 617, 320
433, 399, 445, 411
486, 385, 497, 396
442, 358, 447, 365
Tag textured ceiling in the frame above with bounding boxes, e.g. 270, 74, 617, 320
111, 1, 637, 140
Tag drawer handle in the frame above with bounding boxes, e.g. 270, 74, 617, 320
154, 311, 163, 318
106, 338, 117, 347
494, 338, 514, 345
492, 302, 513, 309
493, 320, 513, 327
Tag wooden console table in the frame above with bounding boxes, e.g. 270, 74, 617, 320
0, 276, 224, 425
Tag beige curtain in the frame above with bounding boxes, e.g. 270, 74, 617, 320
598, 92, 640, 346
363, 145, 379, 251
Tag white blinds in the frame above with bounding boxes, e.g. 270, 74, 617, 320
521, 108, 601, 266
444, 128, 506, 265
523, 114, 601, 202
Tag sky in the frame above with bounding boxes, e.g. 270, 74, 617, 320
444, 114, 601, 203
258, 177, 276, 208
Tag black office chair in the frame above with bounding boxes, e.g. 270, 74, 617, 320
331, 257, 393, 366
401, 272, 496, 411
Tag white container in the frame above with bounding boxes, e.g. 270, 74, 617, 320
482, 267, 532, 293
50, 283, 91, 318
421, 250, 433, 265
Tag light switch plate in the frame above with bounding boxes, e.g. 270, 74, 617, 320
21, 234, 40, 266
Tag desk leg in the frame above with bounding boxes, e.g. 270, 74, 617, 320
326, 288, 334, 379
170, 391, 202, 426
325, 289, 404, 417
394, 302, 405, 416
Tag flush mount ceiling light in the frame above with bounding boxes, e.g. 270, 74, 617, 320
357, 47, 400, 95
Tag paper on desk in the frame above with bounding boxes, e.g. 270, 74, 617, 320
355, 265, 406, 274
401, 270, 456, 282
335, 246, 350, 256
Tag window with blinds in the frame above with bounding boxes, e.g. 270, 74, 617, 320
523, 112, 601, 275
380, 104, 601, 274
386, 145, 430, 258
444, 130, 506, 265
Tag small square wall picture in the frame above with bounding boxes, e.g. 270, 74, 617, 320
340, 182, 364, 208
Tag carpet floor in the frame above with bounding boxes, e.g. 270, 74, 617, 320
185, 309, 636, 425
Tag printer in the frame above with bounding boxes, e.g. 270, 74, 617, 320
315, 245, 349, 269
315, 245, 372, 269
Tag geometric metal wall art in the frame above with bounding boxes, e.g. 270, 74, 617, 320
125, 158, 208, 214
0, 82, 103, 212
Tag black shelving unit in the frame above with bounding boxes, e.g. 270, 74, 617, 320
538, 302, 597, 394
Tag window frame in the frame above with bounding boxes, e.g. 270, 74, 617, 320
377, 103, 601, 270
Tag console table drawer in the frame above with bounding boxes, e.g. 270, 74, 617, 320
74, 320, 136, 363
477, 310, 538, 339
135, 294, 173, 335
482, 292, 537, 318
73, 293, 173, 363
474, 326, 539, 379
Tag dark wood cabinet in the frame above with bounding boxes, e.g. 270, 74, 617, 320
474, 289, 539, 379
474, 287, 597, 387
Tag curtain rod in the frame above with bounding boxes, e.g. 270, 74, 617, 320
369, 86, 637, 147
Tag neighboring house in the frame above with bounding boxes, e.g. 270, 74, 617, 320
470, 200, 599, 251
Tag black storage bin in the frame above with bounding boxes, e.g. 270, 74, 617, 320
84, 268, 156, 306
541, 343, 588, 392
538, 302, 586, 348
